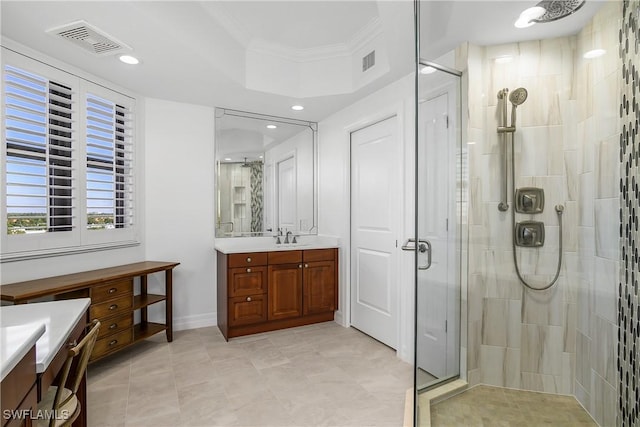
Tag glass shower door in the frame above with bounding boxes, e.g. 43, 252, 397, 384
414, 60, 463, 424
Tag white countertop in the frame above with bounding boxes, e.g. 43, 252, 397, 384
0, 322, 45, 381
0, 298, 90, 375
214, 235, 340, 254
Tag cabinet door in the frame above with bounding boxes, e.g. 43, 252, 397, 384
229, 266, 267, 297
229, 294, 268, 326
303, 260, 336, 315
268, 264, 303, 320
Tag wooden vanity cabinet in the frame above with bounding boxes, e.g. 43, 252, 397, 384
217, 248, 338, 340
303, 249, 337, 315
268, 251, 303, 321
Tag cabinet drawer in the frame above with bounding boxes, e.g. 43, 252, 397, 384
92, 328, 133, 360
90, 294, 132, 321
97, 313, 133, 339
229, 267, 267, 297
303, 248, 336, 262
228, 294, 267, 326
229, 252, 268, 268
91, 279, 133, 303
268, 250, 302, 264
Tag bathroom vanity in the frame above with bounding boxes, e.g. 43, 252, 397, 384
215, 237, 338, 340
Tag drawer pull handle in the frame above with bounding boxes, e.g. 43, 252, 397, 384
109, 323, 118, 330
109, 304, 118, 310
305, 264, 309, 268
246, 257, 252, 263
246, 296, 252, 302
299, 264, 302, 269
109, 340, 118, 346
246, 268, 252, 273
108, 288, 117, 294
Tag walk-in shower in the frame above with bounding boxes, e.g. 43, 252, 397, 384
497, 87, 564, 291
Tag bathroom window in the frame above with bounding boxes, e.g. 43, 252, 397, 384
1, 50, 138, 260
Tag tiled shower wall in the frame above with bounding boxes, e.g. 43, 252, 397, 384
464, 2, 621, 425
575, 3, 620, 426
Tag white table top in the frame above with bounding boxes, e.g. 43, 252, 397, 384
214, 235, 339, 254
0, 298, 90, 376
0, 322, 45, 381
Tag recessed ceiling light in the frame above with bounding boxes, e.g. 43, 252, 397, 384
583, 49, 606, 59
291, 105, 304, 111
119, 55, 139, 65
266, 124, 277, 129
420, 66, 437, 75
259, 155, 263, 159
495, 56, 513, 64
224, 157, 231, 161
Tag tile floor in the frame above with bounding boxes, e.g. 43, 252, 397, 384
87, 321, 413, 427
429, 385, 598, 426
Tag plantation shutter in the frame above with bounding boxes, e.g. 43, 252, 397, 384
86, 94, 134, 229
4, 65, 75, 234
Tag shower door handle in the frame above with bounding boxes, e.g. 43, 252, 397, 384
417, 239, 432, 270
401, 238, 432, 270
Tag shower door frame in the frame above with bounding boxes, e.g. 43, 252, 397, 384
413, 56, 466, 425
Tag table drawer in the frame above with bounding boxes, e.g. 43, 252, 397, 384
91, 279, 133, 303
228, 252, 268, 268
97, 313, 133, 339
92, 328, 133, 360
90, 294, 132, 321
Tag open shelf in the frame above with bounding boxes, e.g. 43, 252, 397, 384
134, 322, 167, 340
133, 293, 166, 310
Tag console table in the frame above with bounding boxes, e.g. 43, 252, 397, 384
0, 261, 179, 362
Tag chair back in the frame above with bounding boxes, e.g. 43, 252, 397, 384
50, 320, 100, 424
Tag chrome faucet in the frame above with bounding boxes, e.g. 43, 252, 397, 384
284, 230, 293, 244
274, 228, 283, 244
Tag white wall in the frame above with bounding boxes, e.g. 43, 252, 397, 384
318, 73, 416, 362
144, 98, 217, 330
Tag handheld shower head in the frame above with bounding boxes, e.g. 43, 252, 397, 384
509, 87, 528, 128
509, 88, 528, 106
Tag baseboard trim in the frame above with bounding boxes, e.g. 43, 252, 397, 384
173, 312, 217, 331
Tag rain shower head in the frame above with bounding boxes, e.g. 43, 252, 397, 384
509, 88, 528, 106
509, 88, 528, 128
533, 0, 586, 23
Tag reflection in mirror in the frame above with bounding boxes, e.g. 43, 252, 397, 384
215, 108, 317, 238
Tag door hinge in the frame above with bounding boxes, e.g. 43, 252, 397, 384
446, 218, 449, 231
445, 320, 448, 333
445, 114, 449, 128
396, 240, 398, 248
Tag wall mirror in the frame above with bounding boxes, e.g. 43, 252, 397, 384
215, 108, 318, 238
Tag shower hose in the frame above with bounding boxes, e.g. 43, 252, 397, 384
509, 132, 564, 291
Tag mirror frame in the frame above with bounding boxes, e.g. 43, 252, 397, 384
214, 107, 318, 238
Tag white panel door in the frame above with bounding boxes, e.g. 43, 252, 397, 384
417, 92, 453, 378
350, 116, 399, 349
277, 156, 296, 230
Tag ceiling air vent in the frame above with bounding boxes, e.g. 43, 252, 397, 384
46, 20, 131, 55
362, 50, 375, 72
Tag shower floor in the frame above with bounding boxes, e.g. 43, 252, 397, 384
430, 385, 597, 426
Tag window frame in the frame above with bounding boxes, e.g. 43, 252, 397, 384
1, 49, 139, 261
